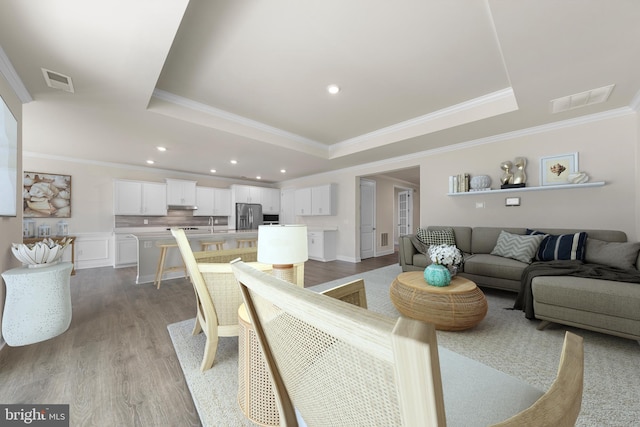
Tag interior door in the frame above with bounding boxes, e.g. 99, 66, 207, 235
360, 179, 376, 260
398, 190, 412, 238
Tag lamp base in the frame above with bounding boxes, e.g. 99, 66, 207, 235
271, 264, 295, 284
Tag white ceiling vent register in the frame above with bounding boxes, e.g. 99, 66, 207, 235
41, 68, 74, 93
550, 84, 615, 113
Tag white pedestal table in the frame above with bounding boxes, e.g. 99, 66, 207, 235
1, 262, 73, 346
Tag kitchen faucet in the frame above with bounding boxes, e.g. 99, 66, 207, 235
208, 216, 214, 233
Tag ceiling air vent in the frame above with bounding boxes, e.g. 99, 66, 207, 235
550, 84, 614, 114
42, 68, 75, 93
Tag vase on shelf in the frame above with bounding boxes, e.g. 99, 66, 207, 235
424, 264, 451, 287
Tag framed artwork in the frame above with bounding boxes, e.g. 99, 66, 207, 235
23, 172, 72, 218
0, 94, 18, 217
540, 153, 578, 186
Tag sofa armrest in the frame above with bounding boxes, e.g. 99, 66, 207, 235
399, 235, 418, 268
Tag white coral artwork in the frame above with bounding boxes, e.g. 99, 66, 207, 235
23, 172, 71, 218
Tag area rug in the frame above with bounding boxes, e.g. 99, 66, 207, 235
168, 264, 640, 426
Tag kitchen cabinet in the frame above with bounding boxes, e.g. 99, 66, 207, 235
166, 179, 197, 207
294, 188, 312, 215
294, 184, 337, 216
231, 185, 262, 204
307, 229, 337, 262
114, 234, 137, 267
261, 188, 280, 214
213, 188, 231, 215
195, 187, 231, 216
114, 180, 167, 216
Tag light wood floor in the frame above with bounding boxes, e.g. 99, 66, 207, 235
0, 251, 398, 427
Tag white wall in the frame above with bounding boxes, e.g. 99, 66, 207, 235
0, 72, 23, 346
280, 111, 640, 261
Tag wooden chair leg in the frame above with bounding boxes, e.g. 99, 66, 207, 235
155, 246, 168, 289
200, 335, 219, 372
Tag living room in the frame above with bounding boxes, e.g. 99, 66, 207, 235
1, 1, 640, 426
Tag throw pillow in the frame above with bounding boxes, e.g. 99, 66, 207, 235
527, 229, 588, 261
585, 239, 640, 270
491, 230, 545, 264
416, 227, 456, 246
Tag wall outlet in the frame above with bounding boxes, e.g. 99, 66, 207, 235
143, 219, 148, 224
475, 202, 485, 209
143, 241, 152, 248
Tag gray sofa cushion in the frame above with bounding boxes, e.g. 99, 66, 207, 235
463, 254, 528, 282
585, 239, 640, 270
532, 276, 640, 322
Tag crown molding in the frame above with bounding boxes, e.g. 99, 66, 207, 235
152, 89, 327, 151
0, 46, 32, 104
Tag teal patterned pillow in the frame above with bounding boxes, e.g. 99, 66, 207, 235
416, 227, 456, 246
491, 230, 545, 264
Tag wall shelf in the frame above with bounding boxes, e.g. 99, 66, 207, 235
447, 181, 605, 196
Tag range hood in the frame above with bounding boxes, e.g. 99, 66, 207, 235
167, 205, 198, 210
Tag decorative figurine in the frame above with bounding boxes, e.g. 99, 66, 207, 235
512, 157, 527, 184
500, 161, 513, 185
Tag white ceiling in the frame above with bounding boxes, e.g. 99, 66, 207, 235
1, 0, 639, 185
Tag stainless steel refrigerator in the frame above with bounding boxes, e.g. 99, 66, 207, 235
236, 203, 262, 230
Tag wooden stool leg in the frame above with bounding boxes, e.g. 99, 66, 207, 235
155, 246, 168, 289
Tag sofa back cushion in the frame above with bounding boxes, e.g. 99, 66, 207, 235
470, 227, 627, 255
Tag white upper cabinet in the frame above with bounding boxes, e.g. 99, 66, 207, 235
114, 180, 167, 216
194, 186, 215, 216
294, 184, 337, 216
195, 187, 232, 216
213, 188, 231, 216
261, 188, 280, 214
232, 185, 262, 204
166, 179, 197, 206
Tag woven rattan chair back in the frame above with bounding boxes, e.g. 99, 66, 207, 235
231, 260, 446, 427
491, 331, 584, 427
171, 228, 271, 371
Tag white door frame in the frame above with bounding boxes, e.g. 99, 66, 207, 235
396, 187, 413, 243
359, 179, 376, 260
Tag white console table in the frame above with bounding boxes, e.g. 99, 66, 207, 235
1, 262, 73, 346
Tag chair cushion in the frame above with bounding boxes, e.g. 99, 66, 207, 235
491, 230, 545, 264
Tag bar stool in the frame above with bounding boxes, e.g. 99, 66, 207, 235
200, 240, 225, 251
155, 241, 187, 289
236, 238, 258, 248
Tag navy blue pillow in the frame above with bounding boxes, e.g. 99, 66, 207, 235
526, 229, 588, 261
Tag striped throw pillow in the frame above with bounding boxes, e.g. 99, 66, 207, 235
416, 227, 456, 246
526, 229, 588, 261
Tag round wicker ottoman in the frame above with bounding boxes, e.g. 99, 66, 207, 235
390, 272, 488, 331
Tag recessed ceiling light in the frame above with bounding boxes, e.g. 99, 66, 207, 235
256, 176, 261, 180
157, 146, 167, 152
210, 169, 217, 173
230, 160, 238, 164
280, 169, 286, 174
146, 160, 155, 165
327, 84, 340, 95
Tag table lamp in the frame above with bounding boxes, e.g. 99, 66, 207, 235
257, 224, 308, 284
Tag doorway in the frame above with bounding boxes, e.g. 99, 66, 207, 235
359, 179, 376, 260
397, 188, 413, 241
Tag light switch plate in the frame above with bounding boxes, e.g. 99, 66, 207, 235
505, 197, 520, 206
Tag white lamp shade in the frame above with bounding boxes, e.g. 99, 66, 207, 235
258, 225, 308, 265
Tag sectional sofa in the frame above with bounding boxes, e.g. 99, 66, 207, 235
399, 226, 640, 341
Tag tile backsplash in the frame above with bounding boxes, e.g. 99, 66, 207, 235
115, 210, 228, 228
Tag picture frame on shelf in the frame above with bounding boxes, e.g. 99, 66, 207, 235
23, 172, 72, 218
540, 153, 578, 186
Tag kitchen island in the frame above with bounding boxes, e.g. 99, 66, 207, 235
114, 228, 258, 285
